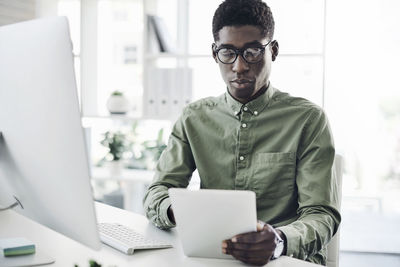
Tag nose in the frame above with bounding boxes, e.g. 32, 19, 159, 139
232, 55, 249, 73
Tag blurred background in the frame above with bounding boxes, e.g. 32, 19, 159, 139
1, 0, 399, 266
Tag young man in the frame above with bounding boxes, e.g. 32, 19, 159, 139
143, 0, 340, 265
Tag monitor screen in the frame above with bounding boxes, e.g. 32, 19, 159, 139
0, 17, 101, 250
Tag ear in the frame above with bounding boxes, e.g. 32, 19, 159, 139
270, 40, 279, 61
212, 43, 218, 63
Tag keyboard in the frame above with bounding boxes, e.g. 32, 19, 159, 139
98, 223, 173, 255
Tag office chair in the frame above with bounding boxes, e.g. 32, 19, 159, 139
326, 154, 344, 267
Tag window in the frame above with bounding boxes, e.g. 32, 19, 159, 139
97, 0, 144, 116
325, 0, 400, 214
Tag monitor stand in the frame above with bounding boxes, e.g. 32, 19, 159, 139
0, 196, 24, 211
0, 132, 24, 212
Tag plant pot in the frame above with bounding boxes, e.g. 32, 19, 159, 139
106, 95, 130, 114
107, 161, 123, 176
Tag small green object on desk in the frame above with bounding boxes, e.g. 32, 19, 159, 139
89, 259, 102, 267
0, 237, 35, 257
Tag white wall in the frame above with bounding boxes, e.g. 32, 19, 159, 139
0, 0, 60, 26
35, 0, 58, 18
0, 0, 36, 26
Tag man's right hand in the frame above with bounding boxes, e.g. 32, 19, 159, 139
222, 222, 282, 266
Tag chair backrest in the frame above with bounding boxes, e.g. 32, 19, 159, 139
326, 154, 343, 267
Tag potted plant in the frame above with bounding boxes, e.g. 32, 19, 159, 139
100, 130, 131, 175
106, 90, 131, 114
141, 128, 167, 170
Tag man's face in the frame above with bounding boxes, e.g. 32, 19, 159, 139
213, 25, 277, 103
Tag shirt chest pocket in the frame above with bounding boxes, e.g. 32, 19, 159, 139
251, 152, 296, 201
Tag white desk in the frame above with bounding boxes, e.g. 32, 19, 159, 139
0, 202, 321, 267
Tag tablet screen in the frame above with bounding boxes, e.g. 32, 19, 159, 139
168, 188, 257, 259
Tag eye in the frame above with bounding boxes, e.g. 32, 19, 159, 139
219, 48, 236, 57
244, 47, 262, 57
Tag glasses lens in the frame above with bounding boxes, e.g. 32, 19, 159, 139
243, 47, 263, 63
217, 48, 237, 64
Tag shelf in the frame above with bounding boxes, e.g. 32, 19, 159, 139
81, 115, 173, 123
83, 114, 140, 121
91, 167, 155, 184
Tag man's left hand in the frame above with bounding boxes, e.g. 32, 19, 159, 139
222, 222, 279, 266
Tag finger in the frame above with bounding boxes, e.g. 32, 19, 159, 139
231, 229, 275, 244
257, 221, 264, 231
234, 255, 271, 266
257, 220, 267, 231
226, 247, 275, 258
225, 239, 276, 251
222, 240, 227, 249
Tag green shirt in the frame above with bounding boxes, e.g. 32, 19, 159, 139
143, 84, 341, 265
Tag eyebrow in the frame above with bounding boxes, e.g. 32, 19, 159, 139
217, 40, 264, 49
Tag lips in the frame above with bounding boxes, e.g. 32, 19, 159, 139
231, 78, 253, 83
231, 78, 254, 89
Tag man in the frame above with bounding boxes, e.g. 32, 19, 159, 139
143, 0, 341, 265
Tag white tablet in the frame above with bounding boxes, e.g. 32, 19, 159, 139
168, 188, 257, 259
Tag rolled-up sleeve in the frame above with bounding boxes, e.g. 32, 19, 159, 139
143, 112, 196, 230
277, 108, 341, 262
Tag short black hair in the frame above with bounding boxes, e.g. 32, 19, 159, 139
212, 0, 274, 41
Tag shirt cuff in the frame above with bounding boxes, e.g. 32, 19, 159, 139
276, 225, 303, 260
159, 197, 176, 229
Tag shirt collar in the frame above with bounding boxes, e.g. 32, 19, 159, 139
225, 83, 276, 116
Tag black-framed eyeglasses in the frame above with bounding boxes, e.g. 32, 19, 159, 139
213, 40, 272, 64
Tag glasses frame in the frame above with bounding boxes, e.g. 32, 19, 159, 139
213, 40, 272, 64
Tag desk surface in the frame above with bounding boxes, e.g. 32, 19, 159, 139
0, 203, 321, 267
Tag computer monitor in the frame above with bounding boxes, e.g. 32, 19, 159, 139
0, 17, 101, 250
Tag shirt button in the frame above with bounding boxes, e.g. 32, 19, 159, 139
242, 123, 247, 128
254, 111, 258, 115
239, 156, 245, 161
243, 106, 248, 111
